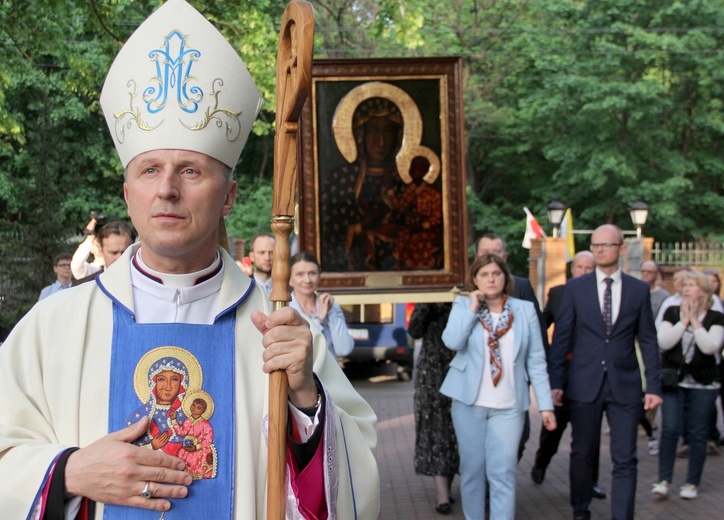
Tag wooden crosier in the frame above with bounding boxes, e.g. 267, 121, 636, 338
268, 2, 314, 519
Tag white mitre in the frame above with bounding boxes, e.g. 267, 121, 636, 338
100, 0, 263, 169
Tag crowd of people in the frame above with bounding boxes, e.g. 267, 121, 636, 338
38, 217, 137, 301
29, 194, 724, 520
406, 228, 723, 520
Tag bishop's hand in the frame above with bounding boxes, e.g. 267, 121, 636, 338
252, 307, 317, 409
65, 418, 191, 511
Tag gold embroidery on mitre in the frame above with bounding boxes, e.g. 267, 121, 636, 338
180, 78, 243, 142
113, 81, 163, 143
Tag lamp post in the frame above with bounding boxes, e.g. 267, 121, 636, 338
547, 198, 567, 239
628, 196, 650, 238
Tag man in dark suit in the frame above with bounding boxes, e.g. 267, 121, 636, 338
549, 225, 662, 520
532, 251, 607, 498
475, 233, 547, 461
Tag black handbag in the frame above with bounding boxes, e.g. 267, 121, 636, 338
661, 367, 680, 390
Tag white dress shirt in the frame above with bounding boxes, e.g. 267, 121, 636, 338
474, 312, 517, 409
595, 267, 622, 325
253, 272, 273, 295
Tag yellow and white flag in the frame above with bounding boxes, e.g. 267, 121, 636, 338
560, 208, 575, 261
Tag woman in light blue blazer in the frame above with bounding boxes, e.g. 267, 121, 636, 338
440, 253, 556, 520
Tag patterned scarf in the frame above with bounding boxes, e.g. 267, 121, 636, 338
477, 295, 514, 387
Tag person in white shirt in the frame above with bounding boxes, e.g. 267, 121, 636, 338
652, 271, 724, 500
656, 267, 724, 326
440, 253, 555, 519
73, 221, 135, 285
70, 217, 105, 280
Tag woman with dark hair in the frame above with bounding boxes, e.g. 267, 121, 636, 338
653, 271, 724, 500
440, 253, 555, 519
288, 252, 354, 358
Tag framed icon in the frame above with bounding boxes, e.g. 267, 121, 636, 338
298, 57, 468, 294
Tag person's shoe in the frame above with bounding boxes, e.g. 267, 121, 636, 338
676, 444, 689, 458
648, 438, 660, 456
651, 480, 669, 497
435, 502, 451, 515
591, 484, 606, 499
531, 466, 545, 484
679, 483, 698, 499
706, 440, 719, 455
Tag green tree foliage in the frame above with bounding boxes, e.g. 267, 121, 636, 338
495, 0, 724, 251
395, 0, 722, 271
0, 0, 126, 324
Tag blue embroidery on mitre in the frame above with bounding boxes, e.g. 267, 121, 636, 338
144, 30, 202, 115
113, 29, 243, 143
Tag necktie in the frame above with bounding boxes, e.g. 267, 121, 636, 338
603, 277, 613, 335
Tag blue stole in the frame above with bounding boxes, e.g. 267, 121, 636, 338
104, 302, 237, 519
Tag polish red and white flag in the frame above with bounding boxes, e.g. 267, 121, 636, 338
522, 207, 546, 249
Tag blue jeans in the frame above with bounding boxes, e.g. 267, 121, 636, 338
658, 386, 718, 485
451, 401, 525, 520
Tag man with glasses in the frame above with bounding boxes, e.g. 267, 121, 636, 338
531, 251, 607, 498
549, 224, 662, 520
38, 254, 73, 301
641, 260, 670, 319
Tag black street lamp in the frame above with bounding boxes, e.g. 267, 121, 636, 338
628, 196, 650, 238
547, 198, 567, 238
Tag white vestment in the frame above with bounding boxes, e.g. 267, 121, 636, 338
0, 245, 380, 519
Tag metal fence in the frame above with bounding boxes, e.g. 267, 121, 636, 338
651, 241, 724, 269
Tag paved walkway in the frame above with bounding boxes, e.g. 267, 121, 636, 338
352, 373, 724, 519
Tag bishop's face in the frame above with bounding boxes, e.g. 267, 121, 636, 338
124, 149, 236, 273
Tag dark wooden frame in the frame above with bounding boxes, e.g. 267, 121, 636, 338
298, 57, 467, 294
